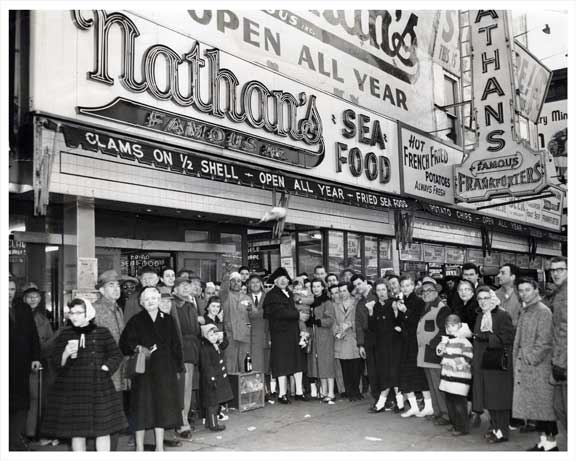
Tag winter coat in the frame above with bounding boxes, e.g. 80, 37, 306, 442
438, 324, 473, 396
333, 298, 360, 360
199, 338, 234, 407
263, 286, 305, 377
369, 299, 404, 390
398, 292, 428, 392
120, 310, 184, 430
41, 323, 127, 438
416, 297, 451, 368
248, 291, 270, 374
495, 287, 522, 327
512, 298, 555, 421
221, 278, 254, 344
308, 297, 336, 379
472, 306, 515, 412
171, 294, 201, 364
451, 296, 480, 332
355, 289, 378, 348
9, 303, 41, 413
93, 296, 129, 392
550, 280, 567, 376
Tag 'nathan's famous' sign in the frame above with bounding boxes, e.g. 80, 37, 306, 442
454, 10, 548, 202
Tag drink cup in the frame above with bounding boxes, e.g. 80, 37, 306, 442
441, 336, 449, 344
68, 339, 79, 358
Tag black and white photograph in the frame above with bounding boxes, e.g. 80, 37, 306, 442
2, 1, 573, 458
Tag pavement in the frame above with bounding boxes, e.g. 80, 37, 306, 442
29, 394, 546, 452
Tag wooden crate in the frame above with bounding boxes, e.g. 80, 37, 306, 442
228, 371, 265, 412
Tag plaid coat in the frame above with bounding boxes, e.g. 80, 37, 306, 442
41, 324, 127, 438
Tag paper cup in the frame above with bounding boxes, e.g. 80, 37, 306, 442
68, 339, 79, 358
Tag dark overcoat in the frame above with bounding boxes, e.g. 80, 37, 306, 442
199, 338, 234, 407
248, 291, 270, 374
472, 306, 515, 411
398, 292, 428, 392
263, 286, 305, 377
119, 310, 184, 430
308, 297, 336, 379
369, 299, 404, 390
9, 303, 41, 413
41, 324, 127, 437
451, 296, 480, 332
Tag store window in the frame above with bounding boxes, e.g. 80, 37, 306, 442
443, 75, 460, 145
346, 232, 362, 274
221, 233, 243, 271
378, 239, 393, 277
365, 236, 378, 280
298, 231, 323, 276
328, 230, 345, 274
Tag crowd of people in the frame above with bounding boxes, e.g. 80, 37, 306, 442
8, 257, 568, 452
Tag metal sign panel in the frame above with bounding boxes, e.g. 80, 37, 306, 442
30, 10, 402, 195
454, 10, 548, 202
432, 10, 461, 76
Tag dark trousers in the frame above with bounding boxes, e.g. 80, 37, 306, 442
444, 392, 469, 433
205, 406, 221, 430
488, 409, 510, 439
9, 410, 28, 450
340, 358, 363, 398
534, 420, 558, 436
365, 341, 379, 398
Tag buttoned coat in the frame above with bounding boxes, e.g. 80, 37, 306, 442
550, 280, 567, 374
333, 298, 360, 360
512, 298, 555, 421
308, 296, 336, 378
416, 297, 451, 368
199, 338, 234, 407
221, 279, 254, 344
263, 286, 305, 377
248, 290, 270, 373
94, 296, 129, 391
398, 292, 428, 392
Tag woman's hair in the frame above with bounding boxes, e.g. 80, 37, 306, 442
457, 279, 475, 293
205, 296, 222, 311
67, 298, 86, 310
311, 278, 327, 290
138, 286, 161, 302
337, 281, 353, 292
475, 285, 492, 296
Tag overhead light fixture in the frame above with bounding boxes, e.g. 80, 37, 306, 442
514, 24, 551, 39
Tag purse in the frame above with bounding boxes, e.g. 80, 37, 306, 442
126, 346, 148, 378
481, 333, 509, 371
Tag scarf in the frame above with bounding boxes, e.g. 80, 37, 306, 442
70, 321, 97, 349
480, 289, 500, 332
311, 293, 329, 308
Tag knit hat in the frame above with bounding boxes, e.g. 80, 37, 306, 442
201, 323, 218, 339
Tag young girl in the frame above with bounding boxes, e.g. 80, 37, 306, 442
199, 324, 233, 431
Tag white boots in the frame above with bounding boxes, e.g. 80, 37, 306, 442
401, 393, 420, 418
416, 397, 434, 417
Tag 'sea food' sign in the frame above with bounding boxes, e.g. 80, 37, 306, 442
454, 10, 548, 202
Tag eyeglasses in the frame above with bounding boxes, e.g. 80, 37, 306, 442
458, 287, 473, 292
550, 268, 567, 273
68, 311, 86, 316
477, 297, 491, 302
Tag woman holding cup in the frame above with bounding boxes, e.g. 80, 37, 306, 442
41, 298, 127, 451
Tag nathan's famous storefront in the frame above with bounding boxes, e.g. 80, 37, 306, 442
9, 10, 564, 323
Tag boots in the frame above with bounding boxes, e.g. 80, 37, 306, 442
206, 406, 226, 432
416, 397, 434, 417
401, 394, 420, 418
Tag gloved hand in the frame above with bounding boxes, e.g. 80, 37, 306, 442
552, 365, 567, 382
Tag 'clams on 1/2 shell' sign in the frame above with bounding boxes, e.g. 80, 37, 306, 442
454, 10, 549, 203
398, 122, 462, 204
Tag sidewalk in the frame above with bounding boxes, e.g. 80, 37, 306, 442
31, 395, 540, 452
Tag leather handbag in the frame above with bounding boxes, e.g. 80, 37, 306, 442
126, 346, 148, 378
481, 333, 509, 371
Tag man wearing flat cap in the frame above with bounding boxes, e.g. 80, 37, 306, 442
93, 270, 128, 451
220, 268, 255, 373
263, 267, 309, 403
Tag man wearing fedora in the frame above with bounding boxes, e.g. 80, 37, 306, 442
94, 270, 128, 451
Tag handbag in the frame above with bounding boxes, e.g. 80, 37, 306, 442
126, 346, 148, 378
481, 333, 509, 371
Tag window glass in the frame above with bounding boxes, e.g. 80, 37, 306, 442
298, 231, 323, 276
328, 230, 345, 274
365, 236, 378, 280
346, 233, 362, 274
221, 233, 242, 271
378, 239, 393, 277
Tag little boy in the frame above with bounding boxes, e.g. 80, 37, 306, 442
199, 324, 234, 431
436, 314, 473, 436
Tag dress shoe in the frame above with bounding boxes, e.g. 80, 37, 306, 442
175, 430, 193, 440
519, 423, 537, 433
486, 433, 508, 444
527, 443, 558, 451
164, 439, 183, 448
401, 407, 419, 418
471, 413, 482, 428
277, 395, 291, 404
294, 394, 310, 402
368, 404, 384, 413
433, 416, 451, 426
208, 424, 226, 432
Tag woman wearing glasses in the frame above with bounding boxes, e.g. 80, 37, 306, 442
472, 287, 515, 444
41, 298, 127, 451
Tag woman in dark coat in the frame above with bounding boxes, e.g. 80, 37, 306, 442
368, 280, 404, 412
397, 276, 429, 417
120, 287, 184, 451
452, 279, 480, 331
472, 286, 515, 444
199, 324, 234, 431
9, 278, 41, 451
41, 298, 127, 451
263, 267, 308, 403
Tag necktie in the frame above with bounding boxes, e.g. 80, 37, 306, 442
254, 295, 259, 305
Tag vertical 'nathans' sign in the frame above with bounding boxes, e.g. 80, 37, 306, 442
454, 10, 548, 202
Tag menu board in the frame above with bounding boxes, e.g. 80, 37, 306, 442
445, 246, 465, 264
500, 252, 517, 265
466, 248, 485, 265
483, 252, 500, 267
516, 254, 530, 268
399, 243, 422, 261
529, 255, 543, 269
423, 244, 445, 264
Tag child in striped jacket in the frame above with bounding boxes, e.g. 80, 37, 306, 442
436, 314, 473, 436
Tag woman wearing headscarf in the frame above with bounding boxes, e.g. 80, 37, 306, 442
307, 278, 336, 404
472, 286, 515, 444
41, 298, 127, 451
120, 286, 184, 451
